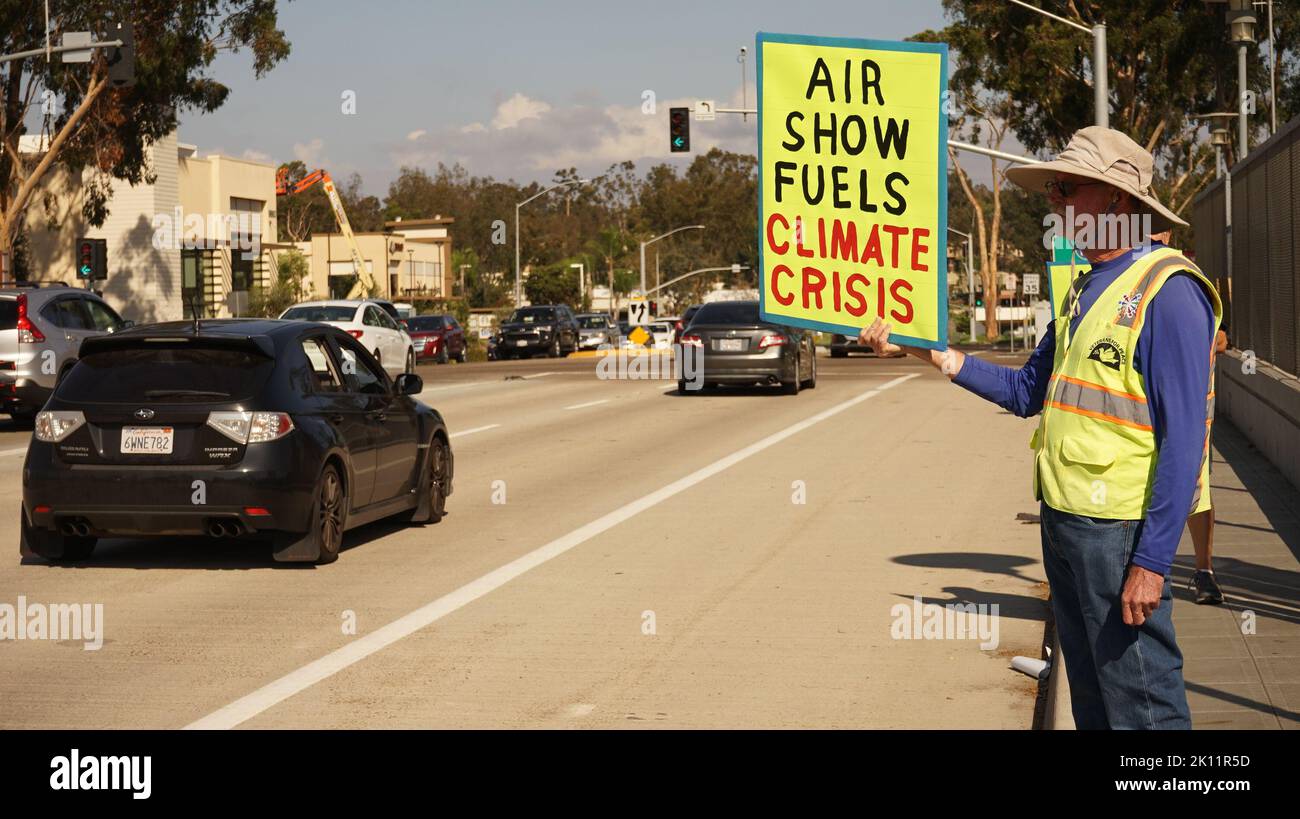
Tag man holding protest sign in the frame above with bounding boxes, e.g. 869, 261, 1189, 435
860, 127, 1220, 730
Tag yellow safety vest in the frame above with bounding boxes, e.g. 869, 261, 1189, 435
1030, 247, 1222, 520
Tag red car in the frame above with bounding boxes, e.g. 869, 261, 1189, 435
406, 315, 467, 364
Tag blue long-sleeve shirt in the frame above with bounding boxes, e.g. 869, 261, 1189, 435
953, 243, 1215, 576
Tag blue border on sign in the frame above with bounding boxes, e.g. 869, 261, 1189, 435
755, 31, 949, 351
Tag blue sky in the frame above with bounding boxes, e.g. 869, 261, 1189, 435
181, 0, 952, 195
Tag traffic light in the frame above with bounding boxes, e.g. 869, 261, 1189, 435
669, 107, 690, 153
105, 21, 134, 88
76, 238, 107, 280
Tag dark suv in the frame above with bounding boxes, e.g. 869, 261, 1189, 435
495, 305, 579, 358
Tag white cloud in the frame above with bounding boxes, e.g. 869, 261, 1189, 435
292, 138, 325, 167
391, 88, 756, 181
491, 93, 551, 130
240, 148, 272, 163
406, 129, 427, 142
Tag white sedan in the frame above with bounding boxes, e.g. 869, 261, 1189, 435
279, 300, 415, 376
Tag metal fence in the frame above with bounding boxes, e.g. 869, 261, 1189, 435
1192, 116, 1300, 377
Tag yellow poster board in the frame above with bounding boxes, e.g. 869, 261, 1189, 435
757, 32, 948, 349
1046, 259, 1090, 319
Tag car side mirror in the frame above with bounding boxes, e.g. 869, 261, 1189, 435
394, 372, 423, 395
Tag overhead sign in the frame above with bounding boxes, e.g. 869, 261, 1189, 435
695, 100, 716, 121
757, 32, 949, 350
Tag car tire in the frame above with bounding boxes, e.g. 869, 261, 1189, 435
783, 353, 801, 395
455, 346, 467, 363
19, 507, 96, 562
272, 464, 345, 564
802, 348, 818, 389
548, 337, 561, 358
436, 344, 448, 365
406, 436, 449, 524
830, 349, 847, 358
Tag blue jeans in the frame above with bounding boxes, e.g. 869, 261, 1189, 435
1040, 502, 1191, 729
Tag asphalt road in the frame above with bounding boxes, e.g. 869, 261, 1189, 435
0, 350, 1049, 728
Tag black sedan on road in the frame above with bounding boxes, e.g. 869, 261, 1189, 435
678, 301, 817, 395
20, 319, 453, 565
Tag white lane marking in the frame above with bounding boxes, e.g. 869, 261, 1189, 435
185, 373, 919, 730
521, 371, 557, 379
449, 424, 499, 439
563, 399, 609, 410
0, 446, 27, 457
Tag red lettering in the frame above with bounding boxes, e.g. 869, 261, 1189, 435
795, 217, 814, 258
889, 279, 914, 323
771, 264, 795, 306
831, 269, 843, 312
861, 224, 883, 266
845, 273, 870, 317
882, 225, 907, 268
766, 213, 789, 255
830, 220, 859, 263
877, 274, 887, 317
802, 266, 826, 309
911, 228, 930, 272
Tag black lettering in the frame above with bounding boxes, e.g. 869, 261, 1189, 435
802, 164, 825, 205
831, 166, 850, 208
813, 112, 837, 155
874, 116, 910, 160
806, 57, 834, 102
884, 171, 909, 215
859, 169, 877, 213
841, 115, 867, 155
774, 161, 796, 203
781, 111, 805, 151
862, 59, 884, 105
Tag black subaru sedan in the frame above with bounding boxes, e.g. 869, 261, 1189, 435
20, 319, 453, 565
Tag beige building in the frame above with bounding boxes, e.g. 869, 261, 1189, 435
25, 132, 285, 322
299, 216, 453, 301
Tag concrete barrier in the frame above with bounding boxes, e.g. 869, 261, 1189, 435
1216, 350, 1300, 491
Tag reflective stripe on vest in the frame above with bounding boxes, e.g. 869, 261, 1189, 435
1046, 374, 1152, 431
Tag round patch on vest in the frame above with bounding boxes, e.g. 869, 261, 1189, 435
1086, 338, 1126, 371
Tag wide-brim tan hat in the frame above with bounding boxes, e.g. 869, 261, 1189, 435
1005, 126, 1187, 233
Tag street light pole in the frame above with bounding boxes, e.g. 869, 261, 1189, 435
1007, 1, 1107, 127
639, 224, 705, 295
570, 262, 584, 309
514, 176, 603, 308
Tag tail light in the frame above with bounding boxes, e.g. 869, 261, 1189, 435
35, 410, 85, 442
758, 334, 786, 349
679, 333, 703, 347
206, 411, 294, 444
347, 330, 364, 339
16, 294, 44, 343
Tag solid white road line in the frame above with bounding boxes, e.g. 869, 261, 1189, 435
563, 399, 609, 410
185, 373, 920, 730
449, 424, 500, 439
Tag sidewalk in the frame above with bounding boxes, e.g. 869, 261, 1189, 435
1049, 418, 1300, 729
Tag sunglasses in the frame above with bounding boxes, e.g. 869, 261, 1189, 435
1044, 179, 1108, 198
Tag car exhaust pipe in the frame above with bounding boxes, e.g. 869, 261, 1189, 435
73, 522, 91, 537
207, 519, 244, 538
60, 522, 78, 536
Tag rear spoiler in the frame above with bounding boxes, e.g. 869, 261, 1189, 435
79, 332, 276, 359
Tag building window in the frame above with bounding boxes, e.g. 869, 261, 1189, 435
328, 260, 370, 299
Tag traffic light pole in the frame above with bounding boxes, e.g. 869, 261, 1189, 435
0, 39, 122, 65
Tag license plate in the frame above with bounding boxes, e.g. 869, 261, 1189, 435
718, 338, 745, 351
516, 340, 529, 346
121, 426, 174, 454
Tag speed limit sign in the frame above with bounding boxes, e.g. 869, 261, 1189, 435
627, 298, 649, 325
